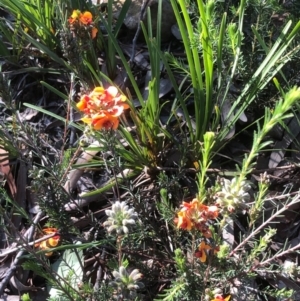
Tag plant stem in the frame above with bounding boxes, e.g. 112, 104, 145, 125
229, 193, 300, 256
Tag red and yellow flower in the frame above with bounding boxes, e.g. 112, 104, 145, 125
175, 211, 193, 231
195, 241, 212, 263
68, 10, 98, 39
35, 228, 61, 257
174, 198, 219, 235
195, 240, 220, 262
195, 241, 219, 263
69, 10, 93, 25
174, 199, 199, 230
196, 222, 212, 238
77, 86, 129, 130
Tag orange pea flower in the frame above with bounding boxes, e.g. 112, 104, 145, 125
174, 199, 199, 230
174, 198, 219, 234
35, 228, 61, 257
91, 114, 120, 130
196, 222, 212, 238
77, 86, 129, 130
195, 241, 220, 263
195, 241, 212, 262
69, 10, 93, 25
79, 11, 93, 25
175, 211, 193, 231
68, 10, 80, 24
68, 10, 98, 39
197, 203, 219, 220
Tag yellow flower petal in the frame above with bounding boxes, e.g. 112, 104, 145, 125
71, 10, 81, 19
76, 98, 87, 111
48, 236, 60, 247
69, 10, 81, 24
93, 87, 105, 93
81, 117, 92, 124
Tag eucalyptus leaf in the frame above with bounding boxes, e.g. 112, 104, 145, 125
48, 242, 84, 299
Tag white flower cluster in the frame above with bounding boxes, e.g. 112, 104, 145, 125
103, 201, 138, 235
110, 266, 144, 299
215, 177, 251, 212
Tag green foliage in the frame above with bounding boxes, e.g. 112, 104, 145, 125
196, 131, 216, 199
28, 163, 73, 229
0, 0, 57, 48
157, 188, 175, 222
155, 86, 300, 300
20, 293, 33, 301
48, 244, 84, 300
100, 5, 174, 170
22, 260, 55, 285
2, 0, 300, 300
0, 0, 131, 85
155, 249, 199, 301
168, 0, 215, 143
163, 0, 300, 156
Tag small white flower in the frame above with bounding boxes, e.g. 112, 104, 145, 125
103, 201, 138, 235
215, 177, 251, 212
110, 266, 144, 299
282, 259, 298, 278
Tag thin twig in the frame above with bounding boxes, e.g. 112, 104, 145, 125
151, 163, 299, 174
0, 211, 44, 295
59, 144, 82, 188
129, 0, 151, 65
93, 249, 106, 291
229, 193, 300, 257
255, 242, 300, 268
60, 74, 74, 163
69, 73, 77, 147
0, 232, 57, 258
0, 249, 26, 295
